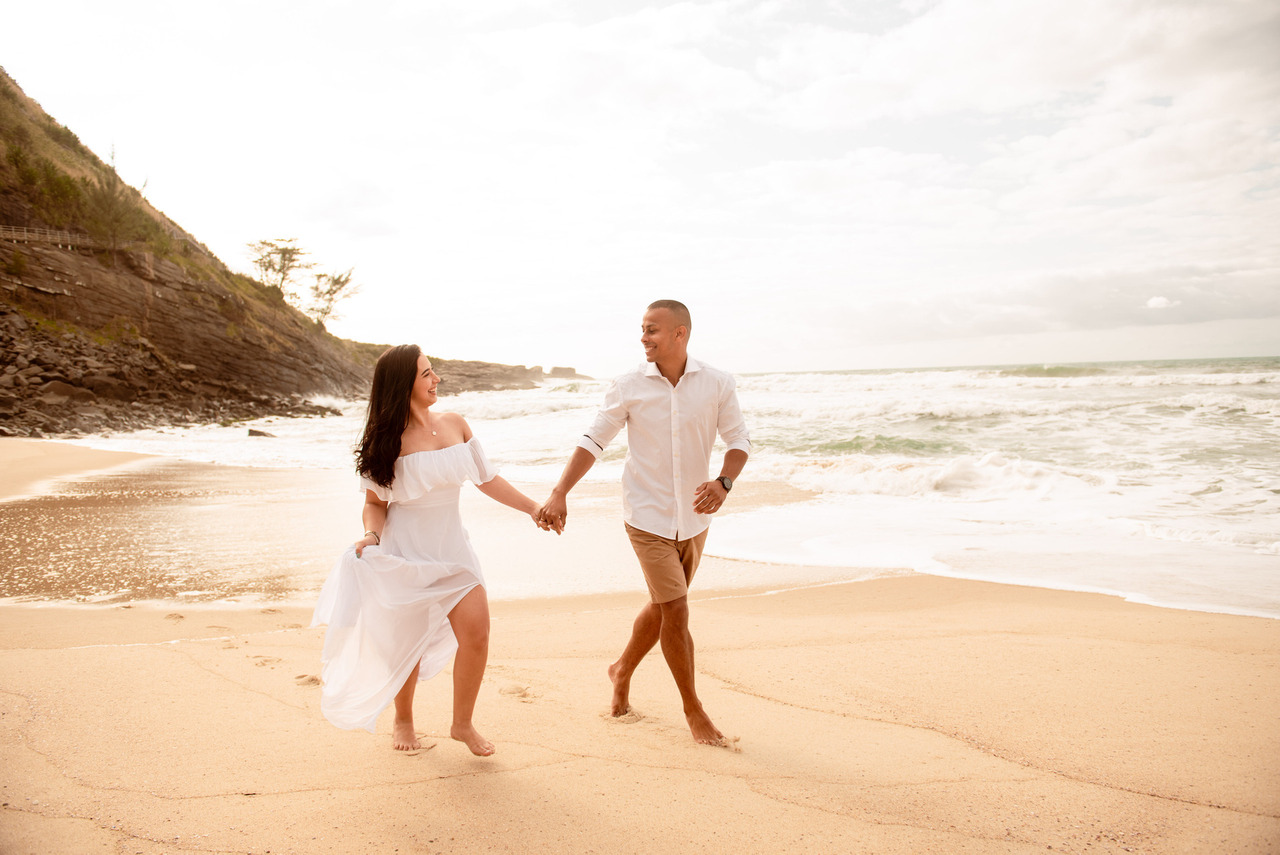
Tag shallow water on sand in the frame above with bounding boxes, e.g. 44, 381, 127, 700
0, 460, 354, 605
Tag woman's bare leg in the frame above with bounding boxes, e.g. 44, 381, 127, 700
447, 586, 494, 755
392, 661, 422, 750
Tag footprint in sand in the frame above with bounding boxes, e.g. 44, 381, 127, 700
207, 625, 231, 632
295, 674, 321, 687
282, 623, 303, 629
499, 685, 540, 703
718, 736, 743, 753
164, 613, 184, 622
251, 655, 282, 667
602, 708, 644, 724
399, 740, 437, 757
259, 608, 281, 615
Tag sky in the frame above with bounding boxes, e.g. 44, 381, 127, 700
3, 0, 1278, 376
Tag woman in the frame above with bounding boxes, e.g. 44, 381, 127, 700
311, 344, 545, 755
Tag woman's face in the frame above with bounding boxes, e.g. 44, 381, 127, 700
410, 354, 440, 408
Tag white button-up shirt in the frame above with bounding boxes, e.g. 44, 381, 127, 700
577, 357, 751, 541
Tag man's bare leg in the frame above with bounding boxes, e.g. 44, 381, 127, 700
609, 602, 662, 716
448, 586, 495, 756
657, 596, 724, 745
392, 662, 422, 750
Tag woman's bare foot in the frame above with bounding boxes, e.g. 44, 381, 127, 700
686, 707, 726, 746
608, 662, 632, 717
392, 719, 422, 751
450, 723, 495, 756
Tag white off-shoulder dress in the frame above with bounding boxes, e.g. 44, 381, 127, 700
311, 437, 498, 732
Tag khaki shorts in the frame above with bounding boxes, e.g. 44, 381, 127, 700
625, 523, 709, 604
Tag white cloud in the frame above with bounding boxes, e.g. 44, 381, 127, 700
838, 263, 1280, 347
2, 0, 1276, 373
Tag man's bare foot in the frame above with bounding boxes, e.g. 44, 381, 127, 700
608, 661, 632, 717
686, 707, 726, 746
392, 719, 421, 751
450, 723, 495, 756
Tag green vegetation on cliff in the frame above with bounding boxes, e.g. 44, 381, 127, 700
0, 66, 380, 398
0, 67, 550, 442
0, 67, 339, 320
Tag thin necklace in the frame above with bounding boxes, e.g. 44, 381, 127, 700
427, 411, 437, 436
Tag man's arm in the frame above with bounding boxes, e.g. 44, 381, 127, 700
538, 447, 597, 533
719, 448, 748, 483
538, 378, 628, 534
693, 373, 751, 516
693, 448, 748, 515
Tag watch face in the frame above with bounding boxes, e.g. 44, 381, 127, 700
719, 476, 732, 491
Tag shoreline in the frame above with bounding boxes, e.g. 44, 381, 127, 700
0, 437, 155, 503
2, 437, 1276, 621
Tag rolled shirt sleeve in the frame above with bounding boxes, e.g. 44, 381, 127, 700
577, 377, 629, 459
716, 375, 752, 454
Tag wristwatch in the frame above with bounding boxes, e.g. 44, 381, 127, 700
716, 475, 733, 493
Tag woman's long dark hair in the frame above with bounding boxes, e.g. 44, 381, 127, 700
355, 344, 421, 488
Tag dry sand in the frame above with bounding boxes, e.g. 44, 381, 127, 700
1, 440, 1278, 854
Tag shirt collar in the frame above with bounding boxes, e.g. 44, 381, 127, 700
644, 356, 702, 378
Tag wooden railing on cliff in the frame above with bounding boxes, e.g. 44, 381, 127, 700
0, 225, 120, 250
0, 225, 213, 258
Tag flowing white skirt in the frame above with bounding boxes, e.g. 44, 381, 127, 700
311, 545, 481, 732
311, 478, 485, 733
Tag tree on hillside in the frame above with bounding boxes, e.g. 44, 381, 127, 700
247, 238, 313, 302
83, 154, 148, 265
307, 268, 360, 326
247, 238, 360, 325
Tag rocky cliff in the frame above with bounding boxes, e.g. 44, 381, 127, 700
0, 69, 562, 438
0, 239, 551, 437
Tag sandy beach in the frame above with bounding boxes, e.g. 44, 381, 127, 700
1, 440, 1278, 854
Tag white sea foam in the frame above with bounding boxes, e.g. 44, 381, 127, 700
61, 356, 1280, 617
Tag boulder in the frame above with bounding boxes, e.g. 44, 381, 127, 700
38, 380, 95, 405
85, 374, 136, 401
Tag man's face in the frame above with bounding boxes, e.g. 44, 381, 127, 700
640, 308, 684, 364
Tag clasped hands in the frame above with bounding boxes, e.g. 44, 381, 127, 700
532, 492, 567, 535
529, 480, 729, 536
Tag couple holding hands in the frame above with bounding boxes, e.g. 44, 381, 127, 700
311, 300, 751, 754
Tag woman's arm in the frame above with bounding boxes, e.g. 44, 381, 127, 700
355, 490, 389, 556
475, 476, 544, 524
458, 415, 550, 529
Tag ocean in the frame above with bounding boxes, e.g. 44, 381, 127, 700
39, 356, 1280, 618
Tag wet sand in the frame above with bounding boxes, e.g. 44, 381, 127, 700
0, 440, 818, 606
0, 438, 153, 502
1, 439, 1278, 853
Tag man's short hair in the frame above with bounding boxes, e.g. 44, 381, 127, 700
647, 299, 692, 332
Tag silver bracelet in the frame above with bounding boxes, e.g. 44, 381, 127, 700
363, 530, 380, 545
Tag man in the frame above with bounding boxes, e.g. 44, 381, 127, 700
538, 300, 750, 745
